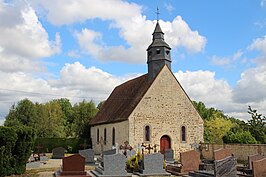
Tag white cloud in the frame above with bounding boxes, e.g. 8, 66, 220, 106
175, 70, 232, 106
0, 1, 61, 73
248, 36, 266, 55
211, 50, 243, 66
163, 16, 207, 53
0, 62, 138, 124
232, 65, 266, 103
31, 0, 206, 63
164, 3, 174, 14
67, 50, 80, 58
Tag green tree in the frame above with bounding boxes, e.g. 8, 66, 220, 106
192, 101, 217, 121
54, 98, 74, 137
247, 106, 266, 143
5, 99, 37, 127
43, 100, 66, 138
205, 114, 233, 144
223, 131, 257, 144
72, 100, 98, 138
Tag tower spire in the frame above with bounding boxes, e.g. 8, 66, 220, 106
146, 12, 171, 81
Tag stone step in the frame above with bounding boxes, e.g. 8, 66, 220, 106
166, 165, 182, 172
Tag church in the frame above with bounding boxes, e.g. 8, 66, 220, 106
89, 21, 204, 159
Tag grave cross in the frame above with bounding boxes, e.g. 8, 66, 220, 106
153, 144, 159, 153
119, 141, 132, 156
136, 143, 144, 154
145, 144, 153, 154
35, 143, 43, 155
141, 143, 147, 155
99, 136, 104, 157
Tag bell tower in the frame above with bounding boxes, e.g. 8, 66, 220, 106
147, 20, 171, 81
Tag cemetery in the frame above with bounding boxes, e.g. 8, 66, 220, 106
0, 3, 266, 177
22, 140, 266, 177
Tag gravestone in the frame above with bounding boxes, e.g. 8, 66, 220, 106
40, 155, 49, 162
252, 158, 266, 177
60, 154, 86, 176
127, 149, 136, 158
79, 149, 95, 163
180, 150, 201, 173
165, 149, 174, 162
248, 154, 264, 169
214, 156, 237, 177
213, 148, 232, 160
102, 149, 116, 156
52, 147, 65, 159
139, 153, 170, 176
91, 154, 131, 177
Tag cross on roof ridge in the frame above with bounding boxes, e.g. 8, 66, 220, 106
156, 7, 160, 22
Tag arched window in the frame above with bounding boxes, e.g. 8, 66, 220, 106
156, 49, 160, 54
181, 126, 186, 142
145, 125, 151, 142
97, 128, 99, 143
112, 128, 115, 146
104, 128, 107, 145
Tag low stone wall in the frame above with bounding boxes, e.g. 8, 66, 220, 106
201, 143, 266, 162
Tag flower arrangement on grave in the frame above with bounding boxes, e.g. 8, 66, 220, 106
126, 150, 143, 172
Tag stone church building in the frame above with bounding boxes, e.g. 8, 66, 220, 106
89, 21, 204, 159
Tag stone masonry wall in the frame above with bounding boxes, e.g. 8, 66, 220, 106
202, 143, 266, 161
91, 120, 129, 154
128, 66, 204, 159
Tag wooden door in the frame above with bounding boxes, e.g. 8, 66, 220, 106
160, 135, 171, 153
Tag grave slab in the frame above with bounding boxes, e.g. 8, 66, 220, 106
248, 154, 264, 169
252, 158, 266, 177
164, 149, 174, 162
91, 154, 131, 177
60, 154, 87, 176
79, 149, 95, 163
138, 153, 170, 176
52, 147, 66, 159
213, 148, 232, 161
214, 156, 237, 177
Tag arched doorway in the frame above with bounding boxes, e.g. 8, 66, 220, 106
160, 135, 171, 153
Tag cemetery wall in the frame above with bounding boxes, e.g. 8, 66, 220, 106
201, 143, 266, 161
91, 120, 129, 154
128, 66, 204, 159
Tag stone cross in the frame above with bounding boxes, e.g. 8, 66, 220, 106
190, 138, 199, 151
99, 136, 104, 157
119, 141, 132, 156
35, 143, 43, 154
80, 140, 89, 150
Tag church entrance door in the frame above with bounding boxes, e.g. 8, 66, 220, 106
160, 135, 171, 153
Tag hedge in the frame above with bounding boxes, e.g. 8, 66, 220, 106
0, 126, 36, 177
34, 138, 92, 153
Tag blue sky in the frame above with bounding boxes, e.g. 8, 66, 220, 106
0, 0, 266, 124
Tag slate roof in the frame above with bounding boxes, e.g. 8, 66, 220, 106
89, 74, 151, 126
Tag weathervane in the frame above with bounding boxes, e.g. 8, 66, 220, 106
156, 7, 160, 22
